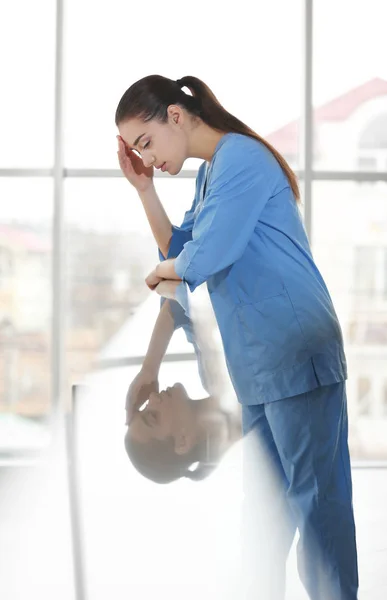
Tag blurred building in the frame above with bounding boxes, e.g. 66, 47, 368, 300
268, 78, 387, 457
0, 225, 153, 417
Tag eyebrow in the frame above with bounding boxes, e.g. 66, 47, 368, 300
132, 133, 146, 148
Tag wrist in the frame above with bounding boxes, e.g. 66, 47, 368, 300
141, 360, 160, 377
156, 258, 175, 279
137, 182, 155, 197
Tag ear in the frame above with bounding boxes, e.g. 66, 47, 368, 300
174, 430, 192, 455
167, 104, 183, 126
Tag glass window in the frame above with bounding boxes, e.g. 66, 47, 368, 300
357, 377, 372, 416
353, 247, 377, 298
357, 156, 378, 171
0, 179, 52, 455
384, 249, 387, 300
0, 1, 55, 167
63, 0, 302, 169
359, 112, 387, 149
64, 177, 196, 387
312, 181, 387, 459
313, 0, 387, 171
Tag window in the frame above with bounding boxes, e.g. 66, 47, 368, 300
384, 250, 387, 300
64, 177, 195, 386
359, 112, 387, 149
314, 1, 387, 171
353, 247, 377, 299
357, 156, 378, 171
0, 1, 55, 167
357, 377, 372, 416
351, 247, 387, 303
348, 321, 387, 345
63, 0, 302, 169
0, 179, 52, 421
0, 246, 13, 286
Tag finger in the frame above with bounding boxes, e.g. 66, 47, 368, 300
127, 382, 156, 414
117, 137, 128, 156
118, 151, 133, 172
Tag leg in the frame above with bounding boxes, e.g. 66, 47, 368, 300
265, 383, 359, 599
240, 404, 297, 599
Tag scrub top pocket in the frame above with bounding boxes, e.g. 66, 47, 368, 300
236, 290, 309, 377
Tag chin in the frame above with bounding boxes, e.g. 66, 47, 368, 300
170, 162, 183, 176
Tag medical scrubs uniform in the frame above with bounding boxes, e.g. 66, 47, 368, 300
158, 132, 358, 599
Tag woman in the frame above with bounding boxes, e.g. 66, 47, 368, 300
125, 295, 242, 484
115, 75, 358, 599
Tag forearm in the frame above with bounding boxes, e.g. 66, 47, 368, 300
142, 299, 175, 373
138, 185, 173, 258
155, 258, 181, 281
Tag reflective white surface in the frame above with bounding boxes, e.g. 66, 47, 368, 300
0, 366, 386, 599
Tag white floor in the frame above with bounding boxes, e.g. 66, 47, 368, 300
0, 371, 386, 600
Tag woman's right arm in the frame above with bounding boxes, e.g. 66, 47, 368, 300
126, 299, 175, 423
137, 185, 172, 259
117, 135, 202, 260
117, 135, 173, 257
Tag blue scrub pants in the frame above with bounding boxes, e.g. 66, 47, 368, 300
240, 382, 358, 600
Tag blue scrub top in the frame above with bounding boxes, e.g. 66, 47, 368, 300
160, 132, 347, 405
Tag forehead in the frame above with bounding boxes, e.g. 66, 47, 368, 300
119, 118, 160, 148
129, 415, 152, 443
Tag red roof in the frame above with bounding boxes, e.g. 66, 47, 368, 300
266, 78, 387, 155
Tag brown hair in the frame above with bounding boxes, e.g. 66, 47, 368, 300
115, 74, 300, 202
124, 429, 215, 484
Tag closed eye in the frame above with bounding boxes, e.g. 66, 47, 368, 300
143, 141, 150, 150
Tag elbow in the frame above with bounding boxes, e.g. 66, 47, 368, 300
159, 237, 172, 261
184, 268, 207, 293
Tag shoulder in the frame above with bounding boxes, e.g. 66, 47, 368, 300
209, 133, 283, 192
213, 133, 281, 176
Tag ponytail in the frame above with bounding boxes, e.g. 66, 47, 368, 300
175, 76, 300, 202
115, 74, 300, 202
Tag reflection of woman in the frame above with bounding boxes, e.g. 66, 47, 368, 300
116, 75, 358, 598
126, 382, 240, 484
125, 297, 241, 484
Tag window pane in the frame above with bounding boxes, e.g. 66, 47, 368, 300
0, 2, 55, 167
0, 179, 52, 455
384, 250, 387, 300
313, 0, 387, 171
64, 177, 196, 386
352, 247, 377, 298
312, 181, 387, 460
64, 0, 302, 169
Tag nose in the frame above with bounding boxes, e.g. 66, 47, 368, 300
142, 153, 155, 168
